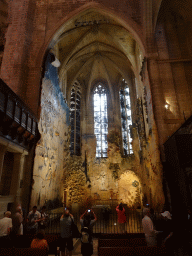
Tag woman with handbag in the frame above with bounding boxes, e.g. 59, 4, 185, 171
59, 207, 74, 256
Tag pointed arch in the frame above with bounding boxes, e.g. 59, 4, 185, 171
35, 3, 145, 70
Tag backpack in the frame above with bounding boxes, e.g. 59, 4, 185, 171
81, 227, 90, 244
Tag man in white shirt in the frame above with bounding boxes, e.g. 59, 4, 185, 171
0, 211, 12, 247
142, 207, 158, 246
27, 206, 41, 234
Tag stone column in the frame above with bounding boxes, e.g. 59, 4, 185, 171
10, 152, 27, 204
0, 145, 7, 184
147, 58, 168, 160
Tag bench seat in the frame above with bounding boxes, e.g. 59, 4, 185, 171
98, 246, 167, 256
98, 238, 147, 247
0, 248, 48, 256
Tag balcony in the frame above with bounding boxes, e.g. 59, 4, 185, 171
0, 78, 39, 150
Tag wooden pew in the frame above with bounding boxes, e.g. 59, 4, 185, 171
10, 234, 60, 255
14, 248, 48, 256
0, 248, 48, 256
99, 233, 145, 239
98, 238, 147, 247
98, 246, 167, 256
0, 248, 13, 256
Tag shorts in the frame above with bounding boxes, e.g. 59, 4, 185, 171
59, 237, 73, 252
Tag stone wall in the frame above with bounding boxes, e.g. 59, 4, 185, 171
63, 118, 164, 210
30, 77, 69, 209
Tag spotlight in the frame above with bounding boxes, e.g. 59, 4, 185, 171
51, 56, 60, 67
165, 103, 170, 110
49, 51, 61, 67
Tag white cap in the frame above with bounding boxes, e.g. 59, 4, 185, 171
161, 211, 172, 219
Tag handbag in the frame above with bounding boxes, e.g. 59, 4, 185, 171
70, 216, 80, 238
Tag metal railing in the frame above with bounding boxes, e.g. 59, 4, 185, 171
44, 209, 145, 234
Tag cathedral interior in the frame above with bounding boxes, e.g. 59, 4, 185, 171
1, 0, 192, 243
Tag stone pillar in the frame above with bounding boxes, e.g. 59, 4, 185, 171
0, 145, 7, 184
10, 152, 27, 204
147, 58, 168, 160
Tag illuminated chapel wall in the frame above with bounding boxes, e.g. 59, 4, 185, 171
64, 74, 165, 211
30, 57, 70, 209
30, 55, 165, 211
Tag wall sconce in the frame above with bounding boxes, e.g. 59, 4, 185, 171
51, 56, 60, 67
165, 103, 170, 110
49, 51, 61, 67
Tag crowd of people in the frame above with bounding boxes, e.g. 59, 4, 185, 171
0, 204, 98, 256
59, 207, 97, 256
0, 202, 180, 255
142, 205, 174, 253
0, 204, 49, 251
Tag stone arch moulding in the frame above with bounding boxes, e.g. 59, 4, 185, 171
35, 2, 146, 74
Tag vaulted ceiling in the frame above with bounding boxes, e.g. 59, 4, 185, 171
48, 0, 192, 98
51, 10, 141, 98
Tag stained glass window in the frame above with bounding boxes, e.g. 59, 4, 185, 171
70, 81, 81, 155
120, 80, 133, 155
93, 84, 108, 158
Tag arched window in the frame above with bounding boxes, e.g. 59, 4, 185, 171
70, 81, 81, 155
93, 84, 108, 158
119, 80, 133, 155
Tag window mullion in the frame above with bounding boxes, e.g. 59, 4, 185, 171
100, 93, 102, 157
94, 84, 108, 158
120, 82, 132, 155
124, 93, 130, 154
74, 89, 77, 154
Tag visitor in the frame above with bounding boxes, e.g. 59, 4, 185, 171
80, 209, 97, 256
31, 229, 49, 252
59, 207, 74, 256
12, 206, 23, 235
160, 211, 173, 245
39, 206, 49, 230
149, 208, 156, 229
27, 206, 41, 235
0, 211, 13, 248
142, 207, 159, 246
116, 203, 126, 233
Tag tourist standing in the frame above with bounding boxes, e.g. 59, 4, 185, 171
0, 211, 12, 248
80, 209, 97, 256
27, 206, 41, 235
142, 207, 159, 246
39, 206, 49, 230
59, 207, 74, 256
160, 211, 173, 244
12, 206, 23, 235
116, 203, 126, 233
